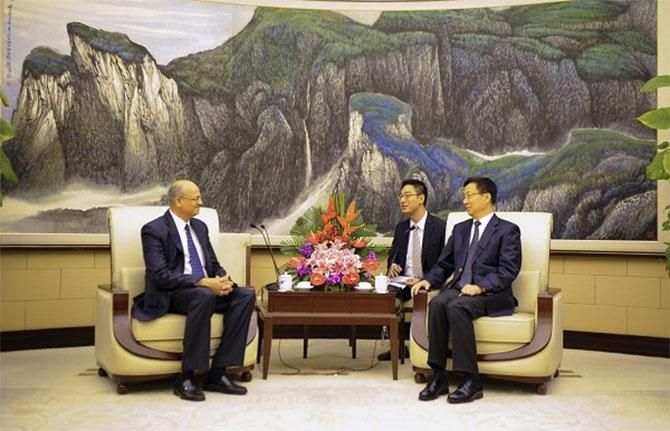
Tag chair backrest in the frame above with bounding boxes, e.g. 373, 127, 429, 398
445, 212, 552, 313
108, 206, 221, 289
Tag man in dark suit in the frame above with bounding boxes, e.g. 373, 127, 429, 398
132, 180, 256, 402
410, 177, 521, 404
378, 179, 446, 361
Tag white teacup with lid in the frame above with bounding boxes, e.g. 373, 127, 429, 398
278, 273, 292, 291
374, 274, 389, 293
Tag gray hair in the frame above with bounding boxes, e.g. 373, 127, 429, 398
167, 183, 184, 204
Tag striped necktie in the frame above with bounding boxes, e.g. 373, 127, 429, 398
411, 225, 423, 279
458, 220, 481, 288
184, 224, 205, 279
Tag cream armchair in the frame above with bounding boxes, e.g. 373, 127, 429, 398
409, 212, 562, 395
95, 206, 258, 394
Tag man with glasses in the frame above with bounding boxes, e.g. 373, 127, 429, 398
378, 179, 445, 361
132, 180, 256, 401
409, 176, 521, 404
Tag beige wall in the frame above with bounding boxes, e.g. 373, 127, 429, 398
0, 249, 110, 331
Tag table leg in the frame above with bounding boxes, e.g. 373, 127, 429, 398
262, 319, 273, 380
256, 313, 263, 364
350, 326, 357, 359
303, 326, 309, 358
390, 320, 398, 380
399, 319, 405, 365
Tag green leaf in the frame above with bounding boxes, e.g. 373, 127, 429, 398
659, 141, 670, 150
0, 149, 18, 184
664, 151, 670, 177
0, 91, 8, 107
638, 107, 670, 130
646, 151, 670, 180
640, 75, 670, 93
0, 119, 16, 143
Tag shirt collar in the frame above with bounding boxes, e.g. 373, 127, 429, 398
474, 211, 495, 231
169, 209, 190, 231
412, 211, 428, 231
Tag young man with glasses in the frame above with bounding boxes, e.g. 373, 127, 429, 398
378, 179, 446, 361
409, 177, 522, 404
132, 180, 256, 401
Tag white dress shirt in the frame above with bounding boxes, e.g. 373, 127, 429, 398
469, 211, 495, 243
169, 210, 208, 277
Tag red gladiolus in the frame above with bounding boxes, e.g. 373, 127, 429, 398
289, 257, 305, 268
310, 272, 327, 286
306, 232, 320, 244
351, 238, 367, 248
342, 271, 360, 286
362, 259, 378, 273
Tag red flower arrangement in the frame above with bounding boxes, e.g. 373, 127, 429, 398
280, 195, 382, 291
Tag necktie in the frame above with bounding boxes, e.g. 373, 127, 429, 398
411, 225, 423, 279
185, 224, 205, 279
458, 220, 481, 288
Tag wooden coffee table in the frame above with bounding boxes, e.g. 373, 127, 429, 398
257, 288, 401, 380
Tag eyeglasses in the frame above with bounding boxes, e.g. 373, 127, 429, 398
398, 193, 420, 201
463, 192, 483, 200
180, 195, 202, 203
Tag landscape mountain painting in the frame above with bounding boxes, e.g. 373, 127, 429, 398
1, 0, 659, 243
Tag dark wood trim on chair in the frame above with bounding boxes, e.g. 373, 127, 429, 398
410, 288, 558, 361
111, 287, 180, 360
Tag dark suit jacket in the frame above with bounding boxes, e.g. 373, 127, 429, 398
424, 214, 522, 317
387, 213, 446, 276
131, 210, 227, 321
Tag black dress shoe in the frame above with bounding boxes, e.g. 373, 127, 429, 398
447, 379, 483, 404
173, 377, 205, 401
418, 375, 450, 401
377, 346, 410, 361
203, 372, 248, 395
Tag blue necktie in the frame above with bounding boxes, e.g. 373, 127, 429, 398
458, 220, 481, 288
184, 224, 205, 279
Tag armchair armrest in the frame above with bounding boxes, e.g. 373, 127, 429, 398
410, 289, 561, 362
109, 286, 181, 360
100, 284, 258, 361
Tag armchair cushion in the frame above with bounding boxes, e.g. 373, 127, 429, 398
131, 314, 224, 353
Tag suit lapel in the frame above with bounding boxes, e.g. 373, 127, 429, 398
163, 211, 184, 254
421, 215, 435, 263
473, 214, 499, 262
191, 219, 212, 272
397, 219, 410, 268
457, 220, 472, 267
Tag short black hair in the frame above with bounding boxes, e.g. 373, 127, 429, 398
400, 179, 428, 206
464, 176, 497, 204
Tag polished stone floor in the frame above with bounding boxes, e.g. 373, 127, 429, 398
1, 339, 669, 430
